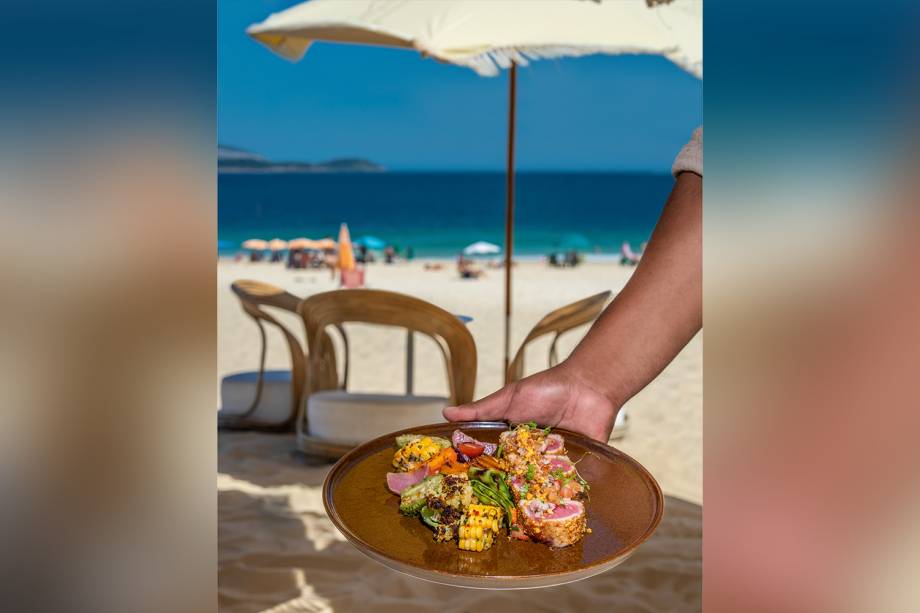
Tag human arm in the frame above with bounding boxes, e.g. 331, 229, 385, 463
443, 171, 702, 441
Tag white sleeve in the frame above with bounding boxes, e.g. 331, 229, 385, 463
672, 126, 703, 177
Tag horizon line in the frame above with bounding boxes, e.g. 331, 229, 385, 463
218, 168, 673, 175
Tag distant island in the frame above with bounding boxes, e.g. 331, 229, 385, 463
218, 145, 385, 174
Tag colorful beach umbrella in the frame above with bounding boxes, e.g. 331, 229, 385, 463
314, 238, 337, 250
557, 233, 592, 252
268, 238, 288, 251
354, 235, 386, 250
337, 223, 355, 271
247, 0, 702, 376
463, 241, 502, 256
241, 238, 267, 250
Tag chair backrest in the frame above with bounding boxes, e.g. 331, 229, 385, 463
506, 290, 612, 384
229, 280, 341, 429
299, 289, 477, 406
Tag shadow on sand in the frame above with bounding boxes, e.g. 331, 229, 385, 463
218, 431, 701, 613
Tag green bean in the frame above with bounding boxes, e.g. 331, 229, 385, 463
474, 483, 507, 508
473, 488, 502, 509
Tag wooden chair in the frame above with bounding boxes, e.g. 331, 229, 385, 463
218, 280, 346, 432
506, 291, 612, 384
297, 289, 476, 459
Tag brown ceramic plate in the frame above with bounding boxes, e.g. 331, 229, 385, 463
322, 421, 664, 589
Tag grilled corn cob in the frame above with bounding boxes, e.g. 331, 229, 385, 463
392, 436, 446, 471
457, 504, 502, 551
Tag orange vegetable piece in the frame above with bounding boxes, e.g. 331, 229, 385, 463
440, 459, 469, 474
426, 447, 457, 474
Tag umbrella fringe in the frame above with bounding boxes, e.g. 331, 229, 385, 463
452, 44, 699, 78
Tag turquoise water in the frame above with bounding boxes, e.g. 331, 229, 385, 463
218, 172, 671, 257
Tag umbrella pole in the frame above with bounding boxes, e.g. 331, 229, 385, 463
503, 62, 517, 383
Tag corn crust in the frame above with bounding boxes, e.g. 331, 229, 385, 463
518, 500, 586, 548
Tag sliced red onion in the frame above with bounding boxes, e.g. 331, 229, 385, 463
385, 465, 429, 494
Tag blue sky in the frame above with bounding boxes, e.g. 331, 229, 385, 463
219, 0, 702, 172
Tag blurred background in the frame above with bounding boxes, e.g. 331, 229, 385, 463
705, 1, 920, 612
1, 0, 919, 612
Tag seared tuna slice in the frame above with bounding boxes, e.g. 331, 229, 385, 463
540, 433, 566, 455
544, 455, 576, 476
518, 499, 586, 547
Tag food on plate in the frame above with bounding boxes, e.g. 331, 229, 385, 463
452, 430, 497, 460
540, 433, 566, 455
412, 473, 474, 541
518, 499, 586, 548
386, 464, 429, 494
387, 424, 590, 552
398, 474, 444, 515
458, 504, 502, 551
392, 435, 451, 471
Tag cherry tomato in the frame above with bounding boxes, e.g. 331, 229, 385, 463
457, 442, 485, 458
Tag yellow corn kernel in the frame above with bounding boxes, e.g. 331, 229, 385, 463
457, 506, 499, 552
392, 438, 442, 470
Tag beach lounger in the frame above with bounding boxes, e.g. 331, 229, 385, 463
620, 241, 642, 266
218, 280, 346, 432
505, 290, 628, 439
297, 289, 476, 459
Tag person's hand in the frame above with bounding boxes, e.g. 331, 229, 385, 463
442, 362, 620, 442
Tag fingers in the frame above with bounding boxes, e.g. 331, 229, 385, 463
443, 384, 514, 423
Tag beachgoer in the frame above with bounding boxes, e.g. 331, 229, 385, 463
444, 127, 702, 442
384, 245, 395, 264
620, 241, 640, 266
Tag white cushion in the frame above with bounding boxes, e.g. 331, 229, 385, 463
306, 391, 448, 446
219, 370, 294, 424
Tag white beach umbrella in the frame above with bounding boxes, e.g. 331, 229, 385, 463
463, 241, 502, 256
248, 1, 701, 78
288, 237, 315, 249
248, 0, 702, 376
242, 238, 268, 250
268, 238, 288, 251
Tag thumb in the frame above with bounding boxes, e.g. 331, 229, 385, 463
443, 384, 515, 423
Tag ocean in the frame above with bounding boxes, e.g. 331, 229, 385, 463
218, 172, 672, 258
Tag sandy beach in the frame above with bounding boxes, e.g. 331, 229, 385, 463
218, 257, 701, 611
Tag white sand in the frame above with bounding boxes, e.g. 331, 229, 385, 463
218, 258, 701, 611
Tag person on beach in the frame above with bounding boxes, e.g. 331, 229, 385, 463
444, 127, 702, 442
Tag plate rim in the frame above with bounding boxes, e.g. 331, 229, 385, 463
322, 420, 664, 585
